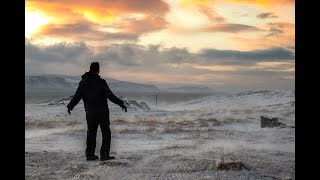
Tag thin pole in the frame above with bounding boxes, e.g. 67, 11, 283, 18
156, 94, 157, 109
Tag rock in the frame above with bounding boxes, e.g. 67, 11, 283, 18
123, 99, 150, 111
260, 116, 286, 128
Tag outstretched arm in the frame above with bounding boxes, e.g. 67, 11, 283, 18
67, 81, 83, 112
103, 80, 123, 105
103, 80, 127, 112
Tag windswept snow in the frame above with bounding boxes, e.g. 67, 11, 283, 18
25, 89, 295, 179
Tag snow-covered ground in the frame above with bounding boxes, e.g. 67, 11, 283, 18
25, 90, 295, 179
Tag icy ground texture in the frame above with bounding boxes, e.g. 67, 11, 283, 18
25, 90, 295, 179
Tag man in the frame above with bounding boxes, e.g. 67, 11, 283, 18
67, 62, 127, 161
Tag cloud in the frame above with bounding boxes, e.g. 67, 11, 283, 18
199, 47, 294, 65
36, 22, 137, 41
26, 0, 169, 41
265, 22, 294, 38
35, 15, 168, 41
203, 23, 262, 33
225, 0, 294, 7
25, 40, 93, 65
266, 28, 284, 38
268, 22, 295, 29
94, 44, 294, 67
26, 0, 169, 21
257, 12, 278, 19
178, 0, 225, 22
94, 44, 195, 67
178, 0, 294, 8
26, 40, 294, 69
197, 6, 225, 22
115, 15, 168, 34
227, 21, 294, 50
25, 41, 294, 89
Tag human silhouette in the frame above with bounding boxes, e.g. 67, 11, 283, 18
67, 62, 127, 161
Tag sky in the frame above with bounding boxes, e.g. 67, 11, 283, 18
25, 0, 295, 91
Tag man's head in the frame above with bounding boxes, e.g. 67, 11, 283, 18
89, 62, 100, 74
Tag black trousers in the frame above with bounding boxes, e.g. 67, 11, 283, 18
85, 111, 111, 157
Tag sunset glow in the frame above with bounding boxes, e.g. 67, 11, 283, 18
25, 0, 295, 90
25, 11, 49, 38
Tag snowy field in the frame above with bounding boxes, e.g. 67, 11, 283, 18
25, 90, 295, 179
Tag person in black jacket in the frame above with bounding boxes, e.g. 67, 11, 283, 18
67, 62, 127, 161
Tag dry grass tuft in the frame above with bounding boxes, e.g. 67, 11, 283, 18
216, 147, 249, 171
112, 119, 127, 124
118, 128, 140, 134
196, 117, 221, 127
217, 161, 247, 171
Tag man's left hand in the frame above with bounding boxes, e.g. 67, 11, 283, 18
120, 104, 127, 112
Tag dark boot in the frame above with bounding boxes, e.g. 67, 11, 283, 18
100, 147, 115, 161
100, 156, 115, 161
86, 155, 99, 161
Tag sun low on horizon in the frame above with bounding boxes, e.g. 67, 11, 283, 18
25, 0, 295, 90
25, 11, 50, 38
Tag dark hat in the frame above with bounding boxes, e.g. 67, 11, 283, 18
90, 62, 100, 72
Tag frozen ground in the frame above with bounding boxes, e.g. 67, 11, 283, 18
25, 90, 295, 179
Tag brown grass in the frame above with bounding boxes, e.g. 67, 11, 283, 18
196, 117, 221, 127
25, 120, 81, 128
136, 117, 159, 126
112, 119, 127, 124
176, 120, 194, 127
162, 122, 182, 133
118, 128, 140, 134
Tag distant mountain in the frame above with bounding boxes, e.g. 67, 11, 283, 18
25, 74, 159, 93
25, 75, 74, 91
166, 86, 216, 93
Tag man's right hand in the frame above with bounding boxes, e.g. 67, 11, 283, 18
68, 108, 72, 114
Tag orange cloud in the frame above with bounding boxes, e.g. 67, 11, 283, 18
204, 23, 262, 33
226, 0, 294, 7
178, 0, 225, 22
179, 0, 294, 7
35, 15, 168, 42
26, 0, 169, 41
230, 36, 294, 51
198, 6, 225, 22
228, 21, 294, 50
26, 0, 169, 24
177, 0, 294, 26
36, 22, 138, 41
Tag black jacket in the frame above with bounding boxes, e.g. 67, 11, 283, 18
67, 72, 124, 113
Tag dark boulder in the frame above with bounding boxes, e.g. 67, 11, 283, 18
260, 116, 286, 128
